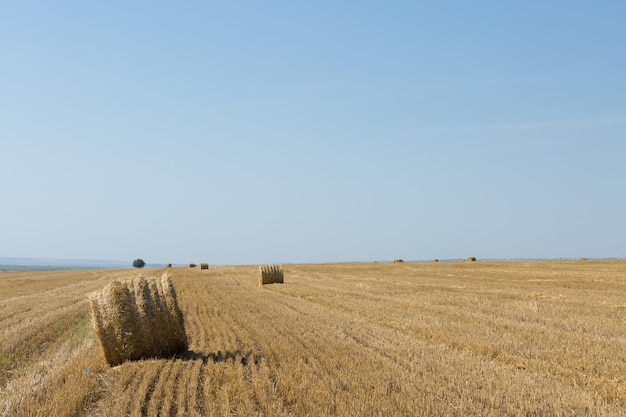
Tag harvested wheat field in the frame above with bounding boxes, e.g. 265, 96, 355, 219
1, 260, 626, 416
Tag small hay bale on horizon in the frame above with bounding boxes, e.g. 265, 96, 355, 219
89, 274, 188, 366
200, 263, 209, 270
433, 259, 439, 262
166, 263, 172, 268
189, 263, 197, 268
259, 264, 284, 285
393, 259, 404, 263
468, 256, 477, 262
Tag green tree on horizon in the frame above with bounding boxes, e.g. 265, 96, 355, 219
133, 259, 146, 268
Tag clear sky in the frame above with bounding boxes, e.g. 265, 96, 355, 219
1, 1, 625, 265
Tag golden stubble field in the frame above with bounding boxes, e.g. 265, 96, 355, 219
1, 260, 625, 416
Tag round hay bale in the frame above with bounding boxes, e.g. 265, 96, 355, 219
89, 274, 188, 366
200, 263, 209, 270
468, 256, 477, 262
157, 274, 188, 353
189, 263, 196, 268
89, 281, 136, 366
393, 259, 404, 263
433, 259, 439, 262
166, 263, 172, 268
259, 264, 284, 285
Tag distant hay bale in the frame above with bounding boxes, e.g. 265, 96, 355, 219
580, 257, 588, 261
166, 263, 172, 268
259, 264, 284, 285
88, 274, 188, 366
200, 263, 209, 270
433, 259, 439, 262
393, 259, 404, 263
189, 263, 197, 268
468, 256, 477, 262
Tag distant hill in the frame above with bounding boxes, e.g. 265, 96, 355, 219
0, 257, 160, 271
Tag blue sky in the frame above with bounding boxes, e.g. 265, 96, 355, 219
1, 1, 625, 265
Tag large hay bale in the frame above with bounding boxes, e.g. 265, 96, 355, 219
393, 258, 404, 263
89, 274, 188, 366
200, 263, 209, 270
189, 263, 196, 268
259, 264, 284, 285
468, 256, 477, 262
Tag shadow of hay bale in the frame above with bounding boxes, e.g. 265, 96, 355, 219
177, 349, 262, 367
89, 273, 188, 366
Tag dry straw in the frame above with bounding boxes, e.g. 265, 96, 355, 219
200, 263, 209, 270
89, 273, 188, 366
259, 264, 284, 285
